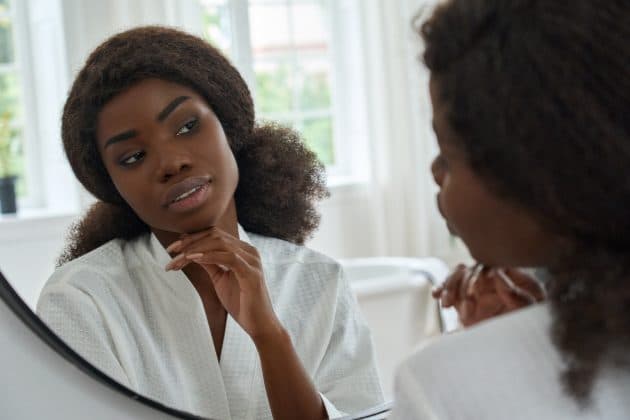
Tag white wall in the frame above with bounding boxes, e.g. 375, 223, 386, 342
0, 213, 76, 307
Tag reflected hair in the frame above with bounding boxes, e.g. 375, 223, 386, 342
59, 26, 328, 265
418, 0, 630, 404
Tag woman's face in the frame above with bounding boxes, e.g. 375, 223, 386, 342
96, 78, 239, 236
429, 77, 559, 267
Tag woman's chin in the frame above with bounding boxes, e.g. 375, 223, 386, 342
157, 217, 216, 235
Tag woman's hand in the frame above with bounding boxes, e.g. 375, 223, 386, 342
166, 227, 327, 420
165, 227, 281, 341
432, 264, 545, 327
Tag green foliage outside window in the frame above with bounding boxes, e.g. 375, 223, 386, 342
255, 62, 334, 165
255, 62, 293, 114
0, 11, 12, 64
302, 117, 333, 165
0, 78, 25, 195
0, 110, 20, 178
300, 71, 330, 110
202, 7, 224, 49
202, 7, 220, 32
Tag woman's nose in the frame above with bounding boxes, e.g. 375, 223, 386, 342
156, 148, 192, 183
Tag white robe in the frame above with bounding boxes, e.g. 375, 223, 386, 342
37, 226, 384, 419
389, 304, 630, 420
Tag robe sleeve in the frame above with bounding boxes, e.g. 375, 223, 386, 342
314, 265, 385, 418
36, 279, 131, 389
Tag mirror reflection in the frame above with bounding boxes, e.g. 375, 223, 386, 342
1, 0, 450, 418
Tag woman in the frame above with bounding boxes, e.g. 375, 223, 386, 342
391, 0, 630, 418
36, 26, 383, 420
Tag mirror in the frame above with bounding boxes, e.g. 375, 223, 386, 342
0, 0, 450, 418
0, 269, 202, 419
0, 268, 397, 419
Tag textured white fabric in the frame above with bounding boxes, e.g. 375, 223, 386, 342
37, 226, 384, 419
389, 303, 630, 420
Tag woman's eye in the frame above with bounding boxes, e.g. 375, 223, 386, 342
177, 118, 198, 136
120, 151, 145, 166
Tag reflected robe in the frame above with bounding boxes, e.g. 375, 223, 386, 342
38, 226, 384, 419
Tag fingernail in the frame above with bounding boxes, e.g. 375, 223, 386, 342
466, 280, 476, 297
165, 240, 182, 254
218, 264, 229, 272
165, 253, 185, 270
186, 253, 204, 260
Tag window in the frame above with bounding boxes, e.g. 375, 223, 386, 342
0, 0, 27, 200
0, 0, 76, 215
197, 0, 368, 179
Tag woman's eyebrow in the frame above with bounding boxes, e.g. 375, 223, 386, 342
104, 130, 138, 149
104, 96, 191, 149
157, 95, 190, 122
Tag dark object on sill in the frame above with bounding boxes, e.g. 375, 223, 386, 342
0, 175, 17, 214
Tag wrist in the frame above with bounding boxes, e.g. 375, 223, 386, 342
252, 319, 290, 350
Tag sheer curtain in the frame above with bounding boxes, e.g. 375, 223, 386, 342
356, 0, 469, 264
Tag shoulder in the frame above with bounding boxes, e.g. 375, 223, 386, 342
37, 236, 148, 308
247, 231, 342, 272
44, 239, 125, 287
401, 304, 552, 371
247, 232, 352, 302
393, 304, 570, 419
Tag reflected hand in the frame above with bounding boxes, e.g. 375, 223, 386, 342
165, 227, 281, 341
432, 264, 545, 327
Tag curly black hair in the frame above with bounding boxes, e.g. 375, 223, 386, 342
59, 26, 328, 265
419, 0, 630, 404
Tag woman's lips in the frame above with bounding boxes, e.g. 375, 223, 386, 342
167, 182, 211, 212
162, 175, 211, 207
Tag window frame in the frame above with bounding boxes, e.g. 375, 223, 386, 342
195, 0, 370, 182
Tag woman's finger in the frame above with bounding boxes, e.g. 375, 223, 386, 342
188, 251, 256, 288
177, 235, 238, 258
474, 292, 506, 320
182, 240, 261, 274
165, 227, 216, 254
502, 268, 545, 301
432, 285, 444, 299
457, 298, 476, 327
178, 231, 259, 263
441, 265, 467, 307
466, 267, 496, 299
493, 271, 532, 310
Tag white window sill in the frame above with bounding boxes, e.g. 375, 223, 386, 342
0, 207, 78, 223
0, 208, 78, 242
